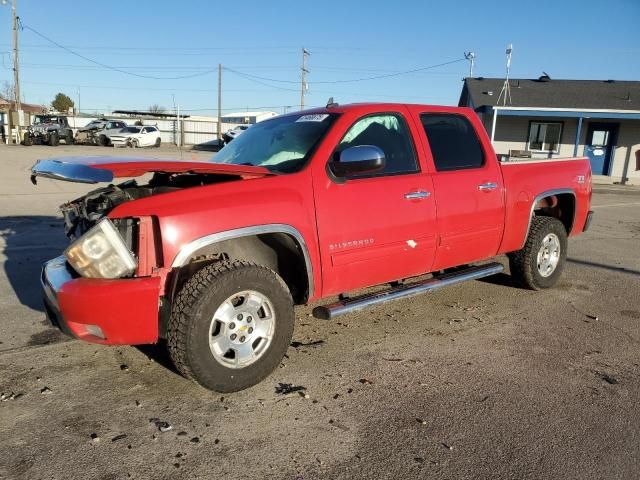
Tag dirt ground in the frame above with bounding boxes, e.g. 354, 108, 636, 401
1, 144, 639, 480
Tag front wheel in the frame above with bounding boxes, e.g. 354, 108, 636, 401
22, 134, 33, 146
48, 132, 59, 146
167, 260, 294, 392
154, 137, 161, 148
508, 216, 568, 290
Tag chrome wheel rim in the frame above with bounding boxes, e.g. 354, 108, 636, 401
537, 233, 561, 277
208, 290, 275, 369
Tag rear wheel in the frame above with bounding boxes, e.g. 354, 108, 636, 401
65, 132, 74, 145
22, 134, 33, 146
508, 216, 567, 290
167, 260, 294, 392
154, 137, 161, 148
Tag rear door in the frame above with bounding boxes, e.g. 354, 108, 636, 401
409, 107, 505, 270
312, 107, 438, 295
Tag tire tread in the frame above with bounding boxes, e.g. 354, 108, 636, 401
167, 260, 291, 388
509, 216, 567, 290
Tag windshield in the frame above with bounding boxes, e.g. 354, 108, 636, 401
122, 127, 141, 133
214, 113, 337, 173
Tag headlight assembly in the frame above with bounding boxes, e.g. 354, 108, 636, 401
64, 218, 137, 279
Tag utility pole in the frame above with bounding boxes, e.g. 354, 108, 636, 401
300, 48, 309, 110
217, 63, 222, 145
12, 0, 22, 143
464, 51, 475, 78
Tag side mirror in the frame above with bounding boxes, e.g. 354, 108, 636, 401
330, 145, 386, 178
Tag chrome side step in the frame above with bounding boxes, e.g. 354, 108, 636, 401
312, 262, 504, 320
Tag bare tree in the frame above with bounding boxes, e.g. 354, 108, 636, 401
1, 81, 15, 102
148, 104, 166, 114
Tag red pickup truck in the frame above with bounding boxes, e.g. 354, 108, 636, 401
33, 103, 593, 392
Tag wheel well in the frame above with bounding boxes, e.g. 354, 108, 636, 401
167, 233, 310, 306
533, 193, 575, 234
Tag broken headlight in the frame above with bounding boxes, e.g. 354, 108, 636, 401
64, 218, 137, 279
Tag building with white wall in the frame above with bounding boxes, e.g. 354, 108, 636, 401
459, 77, 640, 184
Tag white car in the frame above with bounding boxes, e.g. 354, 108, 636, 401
109, 126, 162, 148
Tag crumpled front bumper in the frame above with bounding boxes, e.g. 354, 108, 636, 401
41, 256, 161, 345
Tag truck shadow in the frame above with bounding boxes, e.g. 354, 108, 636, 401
0, 215, 68, 312
477, 272, 516, 288
136, 341, 181, 376
567, 258, 640, 277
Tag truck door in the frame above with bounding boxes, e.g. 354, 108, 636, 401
312, 109, 438, 296
411, 108, 505, 270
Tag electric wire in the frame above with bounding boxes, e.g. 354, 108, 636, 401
20, 24, 216, 80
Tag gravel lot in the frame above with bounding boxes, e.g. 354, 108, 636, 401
1, 144, 639, 480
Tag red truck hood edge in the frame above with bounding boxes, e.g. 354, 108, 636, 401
30, 156, 274, 184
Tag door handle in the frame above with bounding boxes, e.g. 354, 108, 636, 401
404, 190, 431, 200
478, 182, 498, 191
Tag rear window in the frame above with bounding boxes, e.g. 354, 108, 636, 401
420, 114, 485, 171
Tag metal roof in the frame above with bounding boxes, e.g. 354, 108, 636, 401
112, 110, 191, 118
460, 77, 640, 112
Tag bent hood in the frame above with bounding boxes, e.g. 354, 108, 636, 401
30, 156, 274, 184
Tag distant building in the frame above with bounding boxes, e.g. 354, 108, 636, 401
459, 77, 640, 184
221, 111, 278, 125
0, 98, 46, 143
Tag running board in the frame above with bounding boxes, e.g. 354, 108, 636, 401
312, 262, 504, 320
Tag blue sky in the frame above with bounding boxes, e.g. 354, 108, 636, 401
1, 0, 638, 115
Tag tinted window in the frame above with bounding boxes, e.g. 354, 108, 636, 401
420, 114, 484, 171
337, 114, 418, 176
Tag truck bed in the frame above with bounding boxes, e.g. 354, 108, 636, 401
498, 157, 592, 254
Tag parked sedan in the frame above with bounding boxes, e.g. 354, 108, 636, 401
109, 126, 162, 148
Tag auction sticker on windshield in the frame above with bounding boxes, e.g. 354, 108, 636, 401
296, 114, 330, 122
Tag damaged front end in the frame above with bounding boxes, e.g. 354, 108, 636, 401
59, 180, 169, 241
32, 155, 275, 345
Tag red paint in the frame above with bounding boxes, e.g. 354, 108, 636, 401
57, 276, 160, 344
44, 156, 273, 179
43, 103, 592, 345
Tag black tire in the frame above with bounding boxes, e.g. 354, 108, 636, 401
48, 132, 59, 146
22, 134, 33, 146
99, 135, 110, 147
65, 132, 74, 145
508, 216, 568, 290
154, 137, 161, 148
167, 260, 295, 392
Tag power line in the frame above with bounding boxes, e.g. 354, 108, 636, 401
224, 58, 466, 85
1, 43, 299, 52
20, 24, 216, 80
225, 71, 298, 92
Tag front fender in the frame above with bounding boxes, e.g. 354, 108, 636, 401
109, 171, 322, 300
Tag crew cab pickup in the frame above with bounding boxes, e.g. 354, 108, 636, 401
32, 103, 593, 392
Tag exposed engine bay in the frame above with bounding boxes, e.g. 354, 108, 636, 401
60, 172, 240, 241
